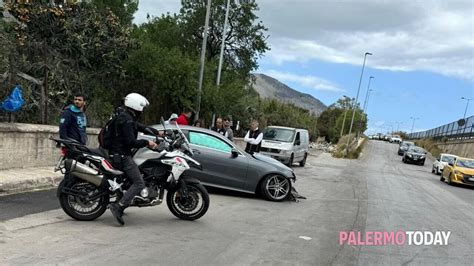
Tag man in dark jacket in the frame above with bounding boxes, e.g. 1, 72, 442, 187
59, 93, 87, 144
211, 117, 226, 136
244, 120, 263, 154
108, 93, 158, 226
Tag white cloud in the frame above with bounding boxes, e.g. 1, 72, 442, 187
256, 0, 474, 80
264, 70, 344, 92
134, 0, 474, 80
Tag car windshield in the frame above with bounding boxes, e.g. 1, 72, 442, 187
262, 128, 295, 142
456, 159, 474, 169
441, 156, 455, 163
408, 147, 424, 153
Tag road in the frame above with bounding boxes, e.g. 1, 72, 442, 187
0, 141, 472, 265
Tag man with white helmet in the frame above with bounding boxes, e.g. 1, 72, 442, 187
108, 93, 158, 225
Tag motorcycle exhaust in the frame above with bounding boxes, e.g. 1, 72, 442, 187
65, 159, 103, 187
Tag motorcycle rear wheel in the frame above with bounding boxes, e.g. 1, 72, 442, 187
59, 180, 109, 221
166, 183, 209, 221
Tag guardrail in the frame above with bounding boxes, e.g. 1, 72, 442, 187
408, 115, 474, 140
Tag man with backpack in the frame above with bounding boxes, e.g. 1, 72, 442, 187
59, 93, 87, 144
102, 93, 159, 226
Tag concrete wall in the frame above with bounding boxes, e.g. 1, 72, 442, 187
436, 139, 474, 158
0, 123, 99, 170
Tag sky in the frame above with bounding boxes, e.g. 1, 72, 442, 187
134, 0, 474, 134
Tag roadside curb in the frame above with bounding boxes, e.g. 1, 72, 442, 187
0, 174, 62, 195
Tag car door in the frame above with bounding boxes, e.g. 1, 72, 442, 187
185, 130, 249, 190
293, 132, 303, 161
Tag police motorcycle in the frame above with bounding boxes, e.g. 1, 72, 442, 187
51, 118, 209, 221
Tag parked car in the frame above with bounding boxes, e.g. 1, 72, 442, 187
398, 141, 415, 155
389, 135, 402, 143
402, 146, 427, 165
440, 157, 474, 186
259, 126, 310, 167
432, 153, 457, 175
141, 125, 296, 201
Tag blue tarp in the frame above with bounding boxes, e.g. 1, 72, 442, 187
0, 86, 25, 112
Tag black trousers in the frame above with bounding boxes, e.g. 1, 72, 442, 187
112, 155, 145, 207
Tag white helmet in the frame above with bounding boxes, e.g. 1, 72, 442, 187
124, 93, 149, 112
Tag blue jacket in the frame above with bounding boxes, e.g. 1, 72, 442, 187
59, 105, 87, 144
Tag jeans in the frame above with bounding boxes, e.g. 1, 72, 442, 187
114, 155, 145, 207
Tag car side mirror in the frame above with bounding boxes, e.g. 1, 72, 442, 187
231, 148, 239, 158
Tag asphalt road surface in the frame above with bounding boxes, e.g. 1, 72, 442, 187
0, 141, 472, 265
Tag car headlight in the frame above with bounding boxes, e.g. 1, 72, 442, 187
454, 170, 463, 176
407, 154, 412, 157
281, 149, 291, 154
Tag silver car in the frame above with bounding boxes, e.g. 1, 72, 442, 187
138, 125, 296, 201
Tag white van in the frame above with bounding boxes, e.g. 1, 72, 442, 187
259, 126, 310, 167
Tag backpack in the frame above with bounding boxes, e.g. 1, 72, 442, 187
98, 107, 124, 149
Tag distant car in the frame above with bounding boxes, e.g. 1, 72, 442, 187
432, 153, 457, 175
389, 135, 402, 143
402, 146, 427, 165
398, 141, 415, 155
440, 157, 474, 186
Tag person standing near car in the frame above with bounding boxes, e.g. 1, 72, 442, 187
59, 93, 88, 145
176, 108, 192, 125
212, 117, 226, 136
223, 117, 234, 141
244, 120, 263, 154
107, 93, 158, 226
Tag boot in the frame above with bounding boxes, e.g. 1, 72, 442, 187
109, 203, 124, 226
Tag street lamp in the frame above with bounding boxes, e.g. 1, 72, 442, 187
346, 52, 372, 153
410, 117, 420, 134
195, 0, 212, 122
461, 97, 474, 119
357, 76, 374, 137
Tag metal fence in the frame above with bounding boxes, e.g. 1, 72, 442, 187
408, 115, 474, 140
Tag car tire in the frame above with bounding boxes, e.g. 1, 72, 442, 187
287, 154, 294, 167
260, 174, 292, 202
447, 174, 453, 185
402, 157, 405, 163
299, 153, 307, 167
432, 166, 435, 174
440, 173, 445, 182
420, 160, 425, 166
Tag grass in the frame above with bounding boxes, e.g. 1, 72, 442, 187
332, 134, 367, 159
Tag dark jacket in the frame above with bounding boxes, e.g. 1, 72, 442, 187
212, 127, 226, 136
245, 129, 262, 154
59, 105, 87, 145
108, 110, 150, 156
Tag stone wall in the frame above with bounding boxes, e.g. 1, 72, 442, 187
0, 123, 99, 170
436, 139, 474, 158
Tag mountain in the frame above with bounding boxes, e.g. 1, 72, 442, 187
251, 73, 327, 116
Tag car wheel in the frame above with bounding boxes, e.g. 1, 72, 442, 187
299, 153, 307, 167
436, 167, 440, 175
260, 175, 292, 202
440, 173, 445, 182
432, 166, 435, 174
447, 174, 453, 185
402, 157, 405, 163
287, 154, 294, 167
420, 160, 425, 166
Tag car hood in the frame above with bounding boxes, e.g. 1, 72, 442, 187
252, 153, 294, 175
261, 140, 293, 150
407, 152, 426, 156
455, 167, 474, 175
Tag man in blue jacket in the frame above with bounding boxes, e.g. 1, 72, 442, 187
59, 93, 87, 144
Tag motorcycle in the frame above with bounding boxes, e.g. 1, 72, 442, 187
51, 118, 210, 221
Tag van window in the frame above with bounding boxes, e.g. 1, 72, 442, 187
262, 128, 295, 142
295, 132, 300, 144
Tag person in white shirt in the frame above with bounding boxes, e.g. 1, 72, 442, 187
244, 120, 263, 154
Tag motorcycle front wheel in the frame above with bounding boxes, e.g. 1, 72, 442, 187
166, 183, 209, 221
59, 179, 109, 221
